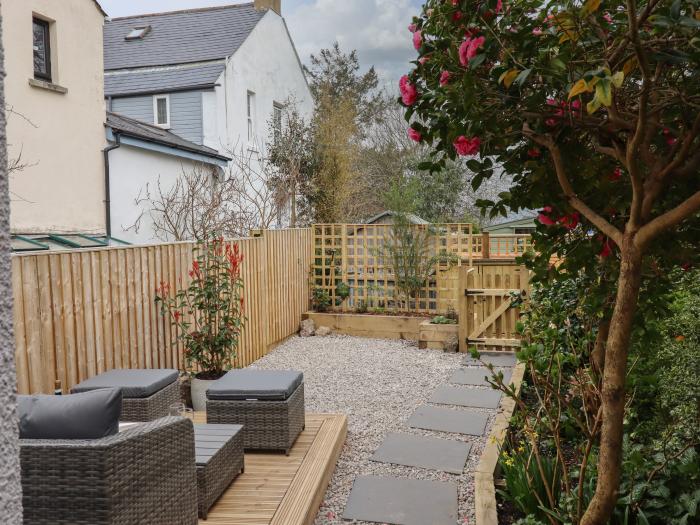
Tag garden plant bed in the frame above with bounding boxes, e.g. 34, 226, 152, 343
304, 311, 430, 340
418, 320, 459, 350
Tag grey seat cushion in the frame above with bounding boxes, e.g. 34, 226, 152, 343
71, 368, 178, 398
206, 370, 303, 401
18, 388, 122, 440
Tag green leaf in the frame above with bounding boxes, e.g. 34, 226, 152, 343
611, 71, 624, 88
514, 68, 532, 87
671, 0, 682, 20
595, 79, 612, 106
469, 53, 486, 69
587, 97, 602, 114
551, 58, 567, 70
581, 0, 602, 16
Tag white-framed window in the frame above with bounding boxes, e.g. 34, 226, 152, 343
247, 90, 256, 142
273, 102, 283, 142
153, 94, 170, 128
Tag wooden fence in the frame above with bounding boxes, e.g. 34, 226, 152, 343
12, 229, 312, 395
311, 224, 533, 314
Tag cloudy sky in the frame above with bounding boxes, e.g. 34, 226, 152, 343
98, 0, 421, 84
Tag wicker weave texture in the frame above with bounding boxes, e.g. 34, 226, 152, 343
121, 379, 180, 422
20, 417, 198, 525
206, 383, 305, 453
196, 430, 244, 519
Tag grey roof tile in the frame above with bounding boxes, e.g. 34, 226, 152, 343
104, 3, 265, 71
106, 112, 230, 161
105, 61, 225, 97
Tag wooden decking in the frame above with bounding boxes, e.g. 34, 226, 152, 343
193, 412, 347, 525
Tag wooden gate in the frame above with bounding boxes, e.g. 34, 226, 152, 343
458, 263, 530, 352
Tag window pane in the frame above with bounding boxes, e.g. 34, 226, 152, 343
33, 20, 50, 79
156, 98, 168, 125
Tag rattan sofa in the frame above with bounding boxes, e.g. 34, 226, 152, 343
20, 416, 198, 525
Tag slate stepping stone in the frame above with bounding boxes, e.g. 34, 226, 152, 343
343, 475, 458, 525
430, 384, 502, 409
370, 432, 472, 474
407, 405, 488, 436
462, 352, 517, 367
450, 367, 512, 386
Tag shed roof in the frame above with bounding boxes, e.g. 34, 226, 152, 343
105, 61, 225, 97
365, 211, 430, 225
106, 112, 231, 162
104, 3, 265, 71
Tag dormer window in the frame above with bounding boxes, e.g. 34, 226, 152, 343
125, 26, 151, 40
153, 94, 170, 128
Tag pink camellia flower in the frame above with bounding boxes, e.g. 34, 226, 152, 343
408, 23, 417, 32
570, 99, 581, 111
610, 167, 622, 181
557, 212, 580, 230
496, 0, 503, 13
413, 30, 423, 50
453, 135, 480, 156
599, 238, 613, 258
452, 11, 463, 22
419, 56, 429, 65
663, 128, 677, 145
532, 27, 543, 36
542, 206, 553, 213
399, 75, 418, 105
545, 118, 557, 127
537, 213, 556, 226
527, 148, 541, 158
603, 12, 613, 23
408, 127, 422, 142
440, 70, 451, 86
459, 36, 485, 66
452, 0, 459, 5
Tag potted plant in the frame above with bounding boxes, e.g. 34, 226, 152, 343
156, 237, 246, 411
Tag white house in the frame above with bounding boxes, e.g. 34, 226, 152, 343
102, 1, 313, 241
105, 112, 231, 245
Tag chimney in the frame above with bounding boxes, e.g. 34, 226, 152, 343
254, 0, 281, 14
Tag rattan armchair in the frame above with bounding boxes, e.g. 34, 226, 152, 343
20, 416, 198, 525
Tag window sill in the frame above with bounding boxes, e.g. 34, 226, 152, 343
28, 78, 67, 94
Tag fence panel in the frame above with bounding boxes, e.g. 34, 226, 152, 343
12, 228, 312, 394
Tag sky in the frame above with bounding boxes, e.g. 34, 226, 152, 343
97, 0, 422, 84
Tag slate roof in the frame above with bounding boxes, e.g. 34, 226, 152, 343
105, 61, 226, 97
106, 112, 231, 161
365, 211, 430, 225
483, 210, 537, 229
104, 3, 265, 71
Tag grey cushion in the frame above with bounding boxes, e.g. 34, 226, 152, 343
206, 370, 303, 401
18, 388, 122, 440
71, 368, 178, 398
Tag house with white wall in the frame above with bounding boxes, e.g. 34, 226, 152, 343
3, 0, 107, 238
102, 1, 313, 239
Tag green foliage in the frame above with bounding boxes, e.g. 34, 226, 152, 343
335, 282, 351, 303
499, 442, 562, 522
431, 315, 457, 324
312, 287, 332, 313
155, 237, 245, 378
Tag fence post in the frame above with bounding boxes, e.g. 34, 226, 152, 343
482, 233, 490, 259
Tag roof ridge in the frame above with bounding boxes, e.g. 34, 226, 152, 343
109, 2, 256, 21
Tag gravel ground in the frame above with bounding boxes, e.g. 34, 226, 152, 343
252, 334, 509, 525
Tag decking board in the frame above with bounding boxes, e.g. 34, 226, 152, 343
194, 412, 347, 525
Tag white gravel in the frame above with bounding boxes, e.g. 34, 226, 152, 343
252, 334, 509, 525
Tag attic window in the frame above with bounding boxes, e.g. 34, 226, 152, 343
125, 26, 151, 40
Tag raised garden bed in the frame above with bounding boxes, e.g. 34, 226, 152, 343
418, 320, 459, 350
304, 311, 429, 340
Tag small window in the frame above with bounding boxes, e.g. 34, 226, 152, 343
153, 95, 170, 128
247, 91, 256, 141
33, 18, 51, 81
125, 26, 151, 40
273, 102, 283, 142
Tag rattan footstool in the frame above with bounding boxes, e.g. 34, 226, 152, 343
72, 369, 180, 421
206, 370, 305, 454
194, 424, 244, 519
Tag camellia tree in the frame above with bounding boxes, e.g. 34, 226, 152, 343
402, 0, 700, 523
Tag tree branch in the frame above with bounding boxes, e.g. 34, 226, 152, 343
636, 190, 700, 249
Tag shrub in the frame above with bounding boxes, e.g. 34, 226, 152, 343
312, 287, 332, 312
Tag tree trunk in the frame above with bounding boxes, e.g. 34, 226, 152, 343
290, 179, 297, 228
591, 318, 610, 374
0, 4, 24, 521
581, 237, 643, 525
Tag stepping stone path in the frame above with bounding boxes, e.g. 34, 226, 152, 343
342, 351, 516, 524
343, 475, 459, 525
430, 384, 503, 409
407, 404, 489, 435
371, 432, 472, 474
450, 367, 512, 386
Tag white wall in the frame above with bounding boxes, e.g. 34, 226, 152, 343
204, 11, 314, 154
109, 145, 216, 245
